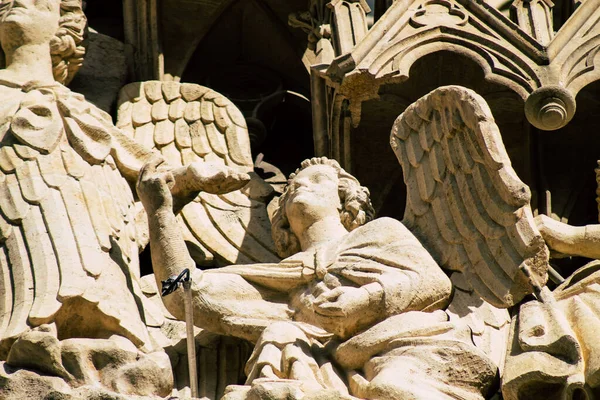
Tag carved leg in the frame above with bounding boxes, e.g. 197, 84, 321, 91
356, 341, 496, 400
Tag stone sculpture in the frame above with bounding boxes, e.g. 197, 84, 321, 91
137, 156, 493, 399
502, 215, 600, 399
0, 0, 250, 397
1, 0, 597, 397
0, 0, 152, 355
116, 80, 280, 267
137, 86, 551, 399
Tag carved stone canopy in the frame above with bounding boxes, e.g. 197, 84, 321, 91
310, 0, 600, 232
321, 0, 600, 131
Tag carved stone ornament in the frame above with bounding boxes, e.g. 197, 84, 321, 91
4, 0, 600, 398
410, 0, 468, 28
315, 0, 600, 147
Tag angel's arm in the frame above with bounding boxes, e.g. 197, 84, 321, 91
536, 215, 600, 259
205, 260, 309, 292
108, 118, 248, 211
135, 158, 198, 321
136, 158, 251, 317
107, 124, 194, 206
311, 219, 452, 338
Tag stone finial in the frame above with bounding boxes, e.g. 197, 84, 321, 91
525, 86, 576, 131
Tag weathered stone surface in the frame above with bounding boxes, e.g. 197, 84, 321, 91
4, 327, 173, 397
5, 0, 600, 398
0, 362, 72, 400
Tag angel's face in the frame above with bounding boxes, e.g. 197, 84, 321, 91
285, 164, 342, 227
0, 0, 60, 49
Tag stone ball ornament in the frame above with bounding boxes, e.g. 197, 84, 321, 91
525, 85, 577, 131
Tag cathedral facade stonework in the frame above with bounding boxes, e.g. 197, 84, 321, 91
1, 1, 600, 399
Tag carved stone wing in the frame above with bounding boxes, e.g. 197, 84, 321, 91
116, 81, 280, 265
390, 85, 549, 308
0, 126, 146, 349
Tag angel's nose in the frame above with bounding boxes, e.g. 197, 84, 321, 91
293, 176, 310, 188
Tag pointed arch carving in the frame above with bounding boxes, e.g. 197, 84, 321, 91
368, 28, 541, 97
315, 0, 600, 140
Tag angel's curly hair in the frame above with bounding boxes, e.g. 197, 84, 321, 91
50, 0, 87, 85
0, 0, 87, 85
271, 157, 375, 258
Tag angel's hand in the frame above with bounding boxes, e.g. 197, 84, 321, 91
136, 157, 175, 213
313, 286, 370, 318
535, 215, 584, 257
167, 162, 251, 212
187, 162, 251, 194
170, 161, 250, 200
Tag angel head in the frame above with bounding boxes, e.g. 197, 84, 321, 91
0, 0, 86, 85
271, 157, 375, 258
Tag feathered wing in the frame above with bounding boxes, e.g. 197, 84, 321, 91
390, 85, 549, 309
390, 85, 549, 369
0, 101, 149, 349
116, 81, 280, 265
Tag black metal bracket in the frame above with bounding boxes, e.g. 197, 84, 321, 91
161, 268, 190, 297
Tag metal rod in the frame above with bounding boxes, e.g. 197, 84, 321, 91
183, 279, 198, 398
548, 263, 565, 285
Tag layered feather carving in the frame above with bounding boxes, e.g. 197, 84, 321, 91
0, 138, 140, 341
390, 85, 549, 308
117, 81, 280, 265
0, 85, 149, 349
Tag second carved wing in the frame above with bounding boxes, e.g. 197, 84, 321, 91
390, 85, 549, 308
116, 81, 280, 265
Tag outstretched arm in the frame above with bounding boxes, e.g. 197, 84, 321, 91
110, 125, 248, 212
136, 158, 250, 320
536, 215, 600, 259
136, 158, 198, 320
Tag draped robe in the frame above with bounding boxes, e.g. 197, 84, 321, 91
207, 217, 497, 399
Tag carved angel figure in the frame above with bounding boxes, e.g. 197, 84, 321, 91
0, 0, 157, 353
138, 156, 496, 399
0, 0, 249, 395
138, 85, 551, 400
